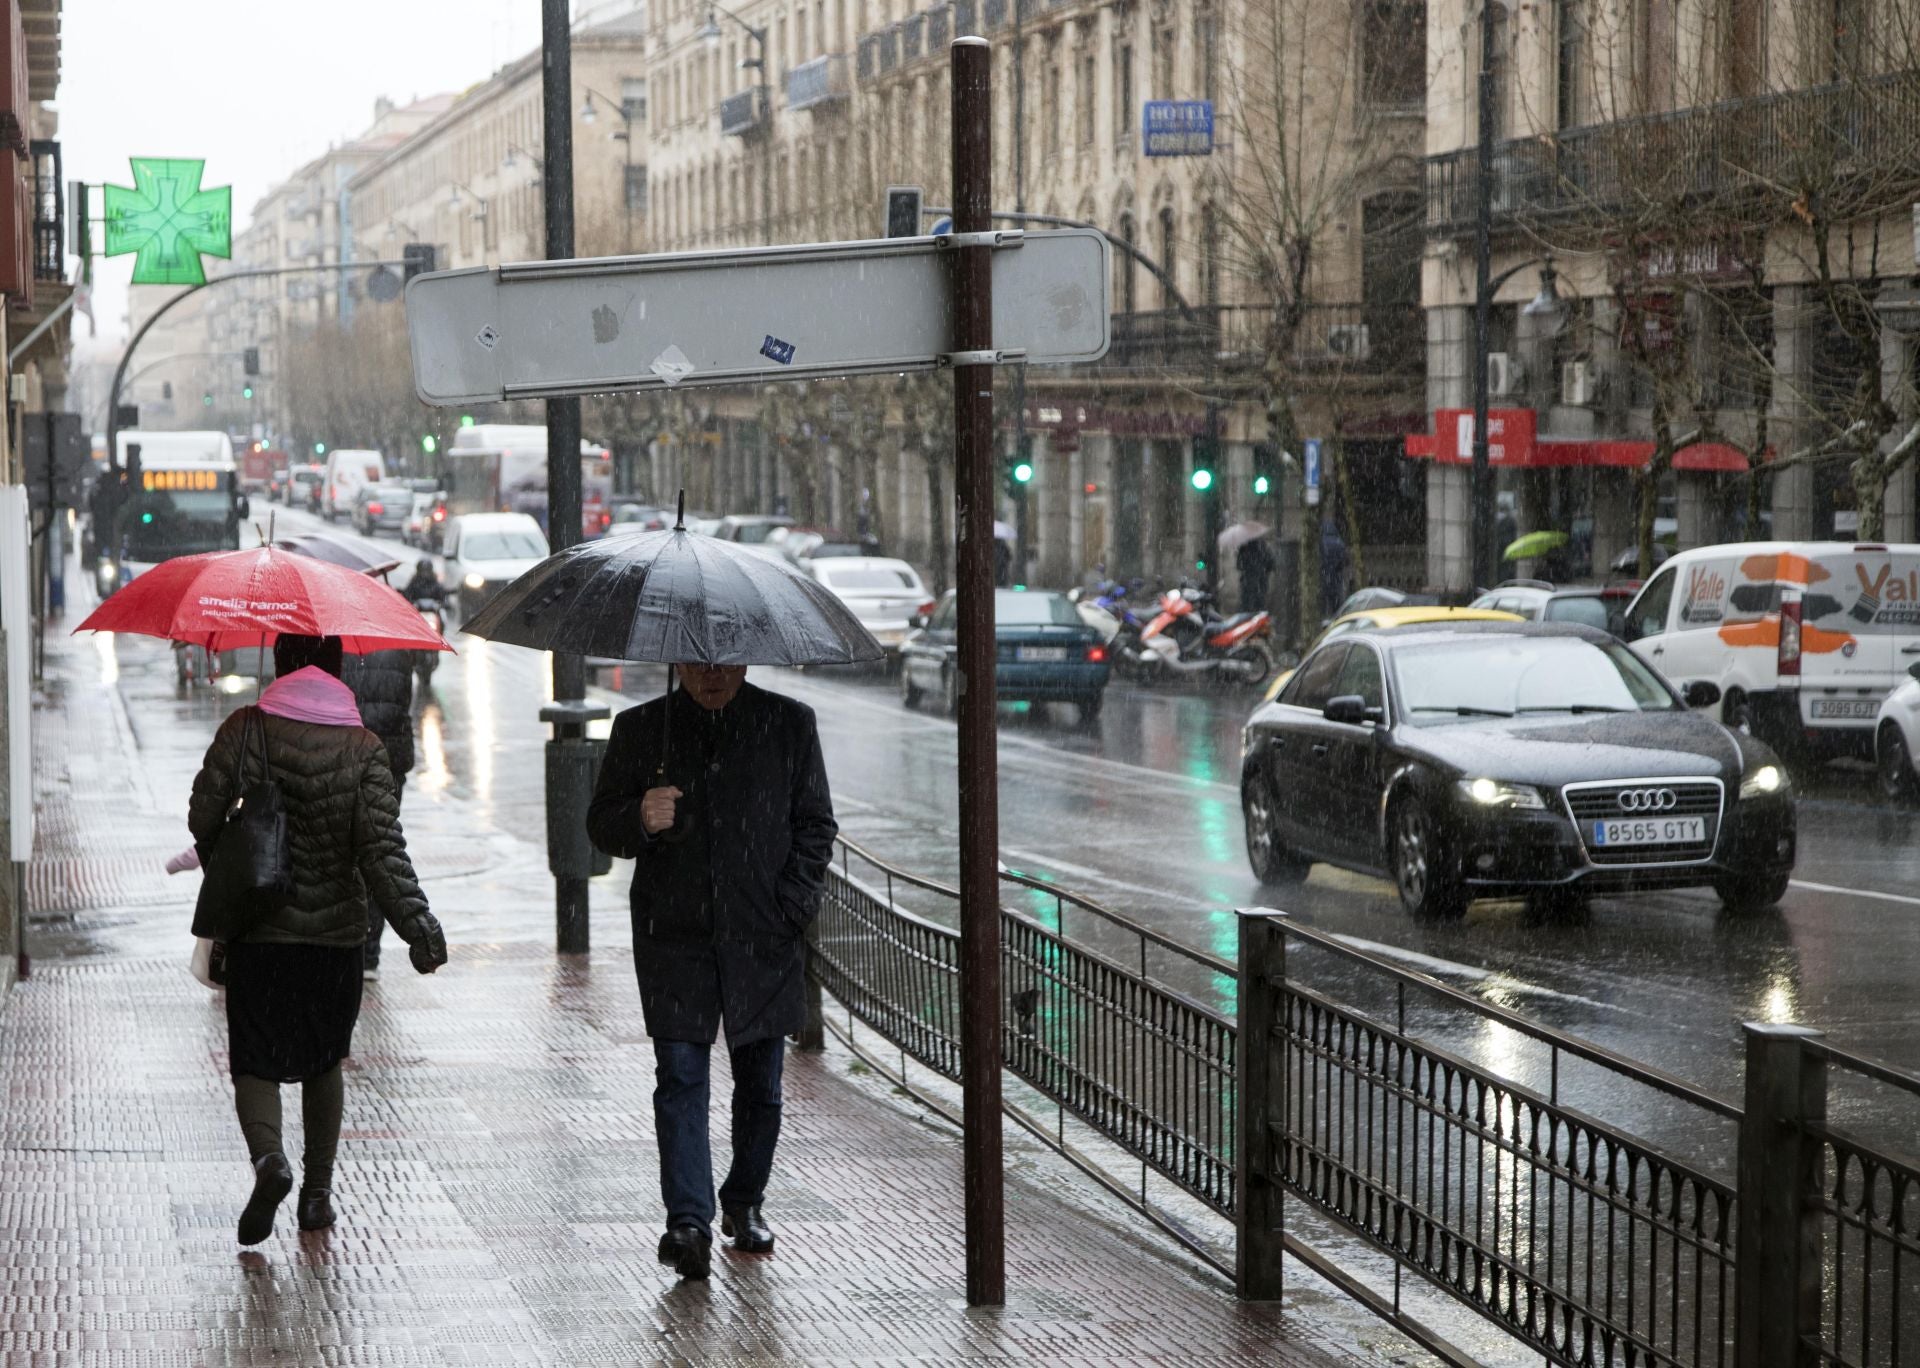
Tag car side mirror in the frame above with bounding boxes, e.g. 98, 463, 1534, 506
1684, 680, 1722, 709
1324, 694, 1382, 726
909, 613, 928, 630
234, 495, 250, 520
1606, 610, 1626, 638
1909, 661, 1920, 681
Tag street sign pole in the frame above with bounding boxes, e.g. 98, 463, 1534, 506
540, 0, 603, 957
950, 34, 1004, 1308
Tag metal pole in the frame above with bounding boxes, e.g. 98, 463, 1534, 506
760, 33, 773, 247
950, 34, 1004, 1307
1010, 1, 1029, 585
1470, 0, 1496, 594
543, 0, 596, 955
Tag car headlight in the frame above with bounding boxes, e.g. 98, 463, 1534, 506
1740, 764, 1788, 800
463, 572, 487, 591
1458, 777, 1547, 810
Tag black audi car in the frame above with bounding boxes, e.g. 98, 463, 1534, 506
1240, 622, 1797, 917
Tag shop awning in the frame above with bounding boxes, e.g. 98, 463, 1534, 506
1404, 410, 1766, 472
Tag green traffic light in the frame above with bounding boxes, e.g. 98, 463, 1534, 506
1191, 468, 1214, 492
140, 512, 154, 524
1253, 474, 1271, 496
242, 385, 254, 400
313, 442, 327, 456
201, 393, 213, 407
459, 414, 475, 428
422, 434, 438, 454
1012, 461, 1033, 484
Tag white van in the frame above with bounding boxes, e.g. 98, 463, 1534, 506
322, 448, 386, 521
1621, 541, 1920, 756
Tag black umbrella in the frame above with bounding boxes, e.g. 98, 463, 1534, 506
462, 495, 882, 839
276, 533, 403, 578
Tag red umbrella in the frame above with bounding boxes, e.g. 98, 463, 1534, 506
75, 546, 451, 654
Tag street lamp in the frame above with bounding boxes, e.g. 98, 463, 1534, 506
446, 182, 493, 255
581, 84, 642, 252
502, 144, 545, 177
701, 3, 772, 246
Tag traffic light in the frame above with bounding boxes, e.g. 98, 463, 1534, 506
1191, 432, 1219, 493
1013, 459, 1033, 484
242, 346, 259, 376
883, 186, 922, 238
1252, 474, 1271, 496
402, 242, 438, 281
1190, 467, 1213, 492
459, 414, 475, 428
421, 434, 438, 455
201, 392, 213, 407
313, 442, 327, 456
241, 385, 254, 400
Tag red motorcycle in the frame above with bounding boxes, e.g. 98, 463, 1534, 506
1134, 585, 1277, 687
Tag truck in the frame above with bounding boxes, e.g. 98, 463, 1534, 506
237, 440, 287, 498
442, 423, 613, 543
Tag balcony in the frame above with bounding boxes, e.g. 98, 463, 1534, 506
1095, 303, 1423, 378
30, 138, 59, 284
902, 13, 923, 61
787, 54, 851, 112
1425, 69, 1920, 235
719, 87, 769, 137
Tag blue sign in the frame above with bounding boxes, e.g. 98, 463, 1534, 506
1303, 438, 1322, 506
1143, 101, 1213, 157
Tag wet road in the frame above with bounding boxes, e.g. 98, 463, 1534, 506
185, 509, 1920, 1126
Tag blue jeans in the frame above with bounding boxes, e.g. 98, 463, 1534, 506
652, 1036, 785, 1236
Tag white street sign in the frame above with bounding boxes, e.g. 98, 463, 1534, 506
406, 231, 1111, 405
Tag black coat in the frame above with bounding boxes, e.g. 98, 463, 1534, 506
586, 683, 837, 1045
341, 650, 415, 776
188, 707, 431, 947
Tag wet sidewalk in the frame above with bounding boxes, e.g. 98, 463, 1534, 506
2, 629, 1413, 1365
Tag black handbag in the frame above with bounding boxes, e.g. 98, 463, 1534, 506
191, 707, 296, 942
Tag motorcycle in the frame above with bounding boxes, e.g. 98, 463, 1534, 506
1133, 585, 1277, 687
1069, 580, 1153, 680
413, 597, 446, 689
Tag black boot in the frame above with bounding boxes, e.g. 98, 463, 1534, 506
237, 1152, 294, 1246
297, 1186, 336, 1231
721, 1204, 775, 1254
657, 1223, 712, 1280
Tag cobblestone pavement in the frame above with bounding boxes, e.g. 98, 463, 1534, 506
0, 628, 1422, 1366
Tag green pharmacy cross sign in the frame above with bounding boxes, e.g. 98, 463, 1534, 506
102, 158, 232, 286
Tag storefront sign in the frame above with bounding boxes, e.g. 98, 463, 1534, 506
1143, 101, 1214, 157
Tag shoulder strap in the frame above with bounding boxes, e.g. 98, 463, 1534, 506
230, 706, 273, 792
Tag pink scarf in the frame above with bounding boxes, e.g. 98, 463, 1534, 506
257, 665, 364, 727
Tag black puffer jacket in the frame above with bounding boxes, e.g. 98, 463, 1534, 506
341, 650, 415, 776
188, 706, 432, 948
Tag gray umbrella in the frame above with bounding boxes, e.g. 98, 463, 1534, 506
460, 515, 884, 665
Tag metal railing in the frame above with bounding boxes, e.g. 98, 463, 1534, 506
1425, 69, 1920, 235
1797, 1039, 1920, 1368
786, 55, 851, 112
808, 838, 1238, 1253
1239, 911, 1743, 1367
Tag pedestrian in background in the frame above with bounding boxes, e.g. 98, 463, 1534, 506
1236, 532, 1275, 615
1319, 515, 1351, 619
587, 662, 837, 1281
188, 634, 445, 1246
341, 646, 416, 981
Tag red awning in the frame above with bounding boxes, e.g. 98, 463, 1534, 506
1404, 412, 1767, 472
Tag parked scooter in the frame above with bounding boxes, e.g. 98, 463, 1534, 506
1069, 579, 1153, 679
1133, 584, 1277, 687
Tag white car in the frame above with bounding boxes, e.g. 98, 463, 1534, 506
1874, 665, 1920, 802
806, 557, 932, 660
442, 512, 550, 619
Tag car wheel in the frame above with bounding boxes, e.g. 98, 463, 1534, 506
1243, 774, 1309, 885
1390, 795, 1466, 920
1075, 693, 1105, 726
1878, 722, 1918, 806
941, 667, 959, 719
1722, 688, 1753, 736
1230, 640, 1277, 690
900, 660, 923, 709
1714, 870, 1791, 915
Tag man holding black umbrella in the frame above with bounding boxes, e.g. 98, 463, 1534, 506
587, 661, 837, 1282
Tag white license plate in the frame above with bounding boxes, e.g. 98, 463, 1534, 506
1017, 646, 1068, 662
873, 628, 906, 645
1591, 817, 1705, 847
1811, 699, 1878, 720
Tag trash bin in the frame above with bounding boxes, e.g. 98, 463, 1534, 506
545, 736, 613, 879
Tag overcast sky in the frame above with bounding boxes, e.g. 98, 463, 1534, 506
60, 0, 571, 340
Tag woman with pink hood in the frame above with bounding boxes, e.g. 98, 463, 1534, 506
188, 634, 446, 1245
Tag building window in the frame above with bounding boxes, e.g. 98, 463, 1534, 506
1197, 5, 1219, 105
1046, 62, 1062, 153
1200, 203, 1220, 310
1362, 3, 1425, 108
1157, 206, 1176, 309
1078, 50, 1096, 145
1833, 0, 1868, 79
1556, 0, 1587, 127
1154, 24, 1175, 99
1486, 1, 1511, 138
622, 77, 649, 123
1116, 41, 1134, 136
1634, 0, 1674, 112
1117, 211, 1138, 312
627, 164, 649, 214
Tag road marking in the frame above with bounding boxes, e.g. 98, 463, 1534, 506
1791, 878, 1920, 909
1001, 847, 1112, 881
1328, 934, 1644, 1017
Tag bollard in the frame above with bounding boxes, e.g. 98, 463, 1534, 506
1235, 908, 1287, 1300
541, 699, 612, 954
1734, 1022, 1825, 1368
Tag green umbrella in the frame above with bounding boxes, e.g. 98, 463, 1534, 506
1503, 530, 1570, 561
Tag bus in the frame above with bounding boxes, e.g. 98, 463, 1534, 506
443, 424, 614, 541
99, 430, 248, 595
